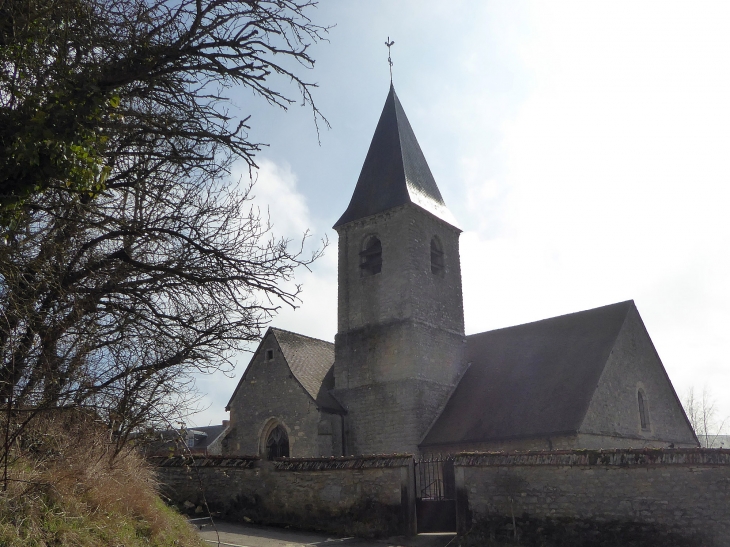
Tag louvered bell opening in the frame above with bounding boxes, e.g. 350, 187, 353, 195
360, 237, 382, 276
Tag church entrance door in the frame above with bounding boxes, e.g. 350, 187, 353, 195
414, 455, 456, 533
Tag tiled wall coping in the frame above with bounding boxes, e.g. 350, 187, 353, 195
150, 455, 260, 468
275, 454, 413, 471
151, 453, 414, 470
455, 447, 730, 467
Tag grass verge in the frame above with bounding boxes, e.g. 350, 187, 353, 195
0, 414, 204, 547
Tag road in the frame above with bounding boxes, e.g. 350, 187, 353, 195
195, 520, 457, 547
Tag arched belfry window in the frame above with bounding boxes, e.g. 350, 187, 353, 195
430, 236, 445, 276
266, 425, 289, 460
638, 390, 650, 431
360, 236, 382, 276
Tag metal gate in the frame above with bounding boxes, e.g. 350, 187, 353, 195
414, 455, 456, 532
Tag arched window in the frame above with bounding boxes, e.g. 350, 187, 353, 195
360, 236, 382, 276
430, 236, 444, 275
266, 425, 289, 460
638, 390, 650, 431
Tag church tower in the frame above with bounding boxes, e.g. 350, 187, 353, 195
333, 85, 466, 455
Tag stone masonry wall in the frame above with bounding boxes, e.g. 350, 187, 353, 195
580, 305, 697, 447
455, 449, 730, 546
341, 378, 454, 455
333, 204, 466, 456
225, 331, 333, 457
154, 454, 416, 538
334, 203, 464, 338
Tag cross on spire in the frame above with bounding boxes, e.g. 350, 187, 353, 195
385, 37, 395, 83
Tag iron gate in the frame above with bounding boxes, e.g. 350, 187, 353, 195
414, 454, 456, 532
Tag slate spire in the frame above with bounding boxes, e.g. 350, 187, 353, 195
334, 85, 457, 228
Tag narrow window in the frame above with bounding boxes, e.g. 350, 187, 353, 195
187, 436, 195, 448
430, 236, 445, 276
265, 349, 274, 361
360, 236, 382, 276
266, 425, 289, 460
638, 390, 650, 431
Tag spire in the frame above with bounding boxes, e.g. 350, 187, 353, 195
334, 85, 457, 228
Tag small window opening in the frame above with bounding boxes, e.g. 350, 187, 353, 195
360, 236, 382, 276
266, 425, 289, 460
430, 237, 445, 275
265, 349, 274, 361
638, 390, 650, 431
186, 436, 195, 448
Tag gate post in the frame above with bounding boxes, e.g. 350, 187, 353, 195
401, 457, 417, 536
454, 463, 470, 534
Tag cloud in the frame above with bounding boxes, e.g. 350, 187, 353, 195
245, 159, 313, 240
460, 0, 730, 424
188, 159, 338, 428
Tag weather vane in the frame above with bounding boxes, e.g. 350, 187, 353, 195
385, 37, 395, 83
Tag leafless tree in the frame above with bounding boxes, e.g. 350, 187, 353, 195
683, 386, 729, 448
0, 0, 330, 482
1, 165, 323, 465
1, 0, 329, 213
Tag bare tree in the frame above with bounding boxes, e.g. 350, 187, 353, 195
1, 0, 329, 214
683, 386, 729, 448
0, 0, 331, 483
1, 165, 324, 468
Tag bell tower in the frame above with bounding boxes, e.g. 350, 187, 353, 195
333, 85, 466, 455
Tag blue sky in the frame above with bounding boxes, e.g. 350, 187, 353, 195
191, 1, 730, 432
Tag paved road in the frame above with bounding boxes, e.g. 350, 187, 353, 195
195, 520, 457, 547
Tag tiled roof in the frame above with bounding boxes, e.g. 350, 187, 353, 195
272, 329, 343, 413
334, 84, 457, 228
422, 301, 634, 446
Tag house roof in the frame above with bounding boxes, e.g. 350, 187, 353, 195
271, 328, 343, 413
137, 423, 229, 456
422, 301, 634, 446
334, 84, 457, 228
189, 424, 228, 449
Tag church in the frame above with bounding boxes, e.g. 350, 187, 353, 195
222, 85, 698, 459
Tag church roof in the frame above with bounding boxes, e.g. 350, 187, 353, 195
421, 301, 635, 447
334, 84, 457, 228
270, 329, 343, 413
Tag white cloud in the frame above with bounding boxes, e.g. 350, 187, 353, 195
189, 159, 337, 428
461, 0, 730, 425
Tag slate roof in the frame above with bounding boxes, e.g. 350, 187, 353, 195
138, 423, 229, 456
189, 424, 227, 449
422, 301, 634, 446
271, 328, 343, 413
334, 84, 457, 228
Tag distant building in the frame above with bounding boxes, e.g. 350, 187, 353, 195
223, 85, 698, 458
143, 421, 230, 457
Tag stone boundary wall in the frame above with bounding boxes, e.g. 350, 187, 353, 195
455, 448, 730, 547
154, 454, 415, 537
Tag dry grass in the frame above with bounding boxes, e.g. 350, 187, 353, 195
0, 413, 204, 547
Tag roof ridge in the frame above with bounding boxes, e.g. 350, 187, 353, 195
270, 327, 334, 346
466, 300, 634, 337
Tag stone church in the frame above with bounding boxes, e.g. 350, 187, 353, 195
223, 85, 698, 459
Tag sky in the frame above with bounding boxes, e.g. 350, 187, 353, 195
190, 1, 730, 433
